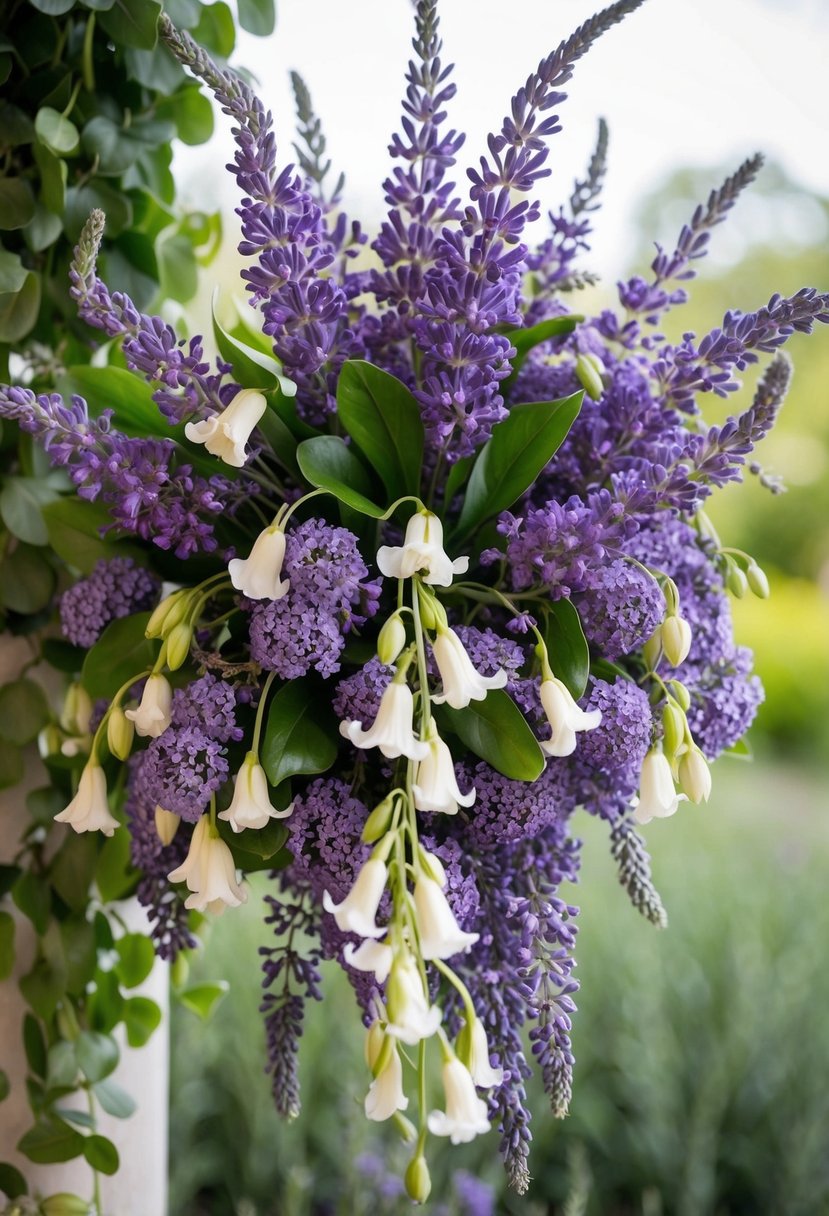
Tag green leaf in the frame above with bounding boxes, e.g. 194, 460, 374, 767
17, 1117, 84, 1165
157, 232, 197, 303
46, 1041, 78, 1091
41, 640, 86, 674
222, 816, 289, 869
87, 968, 124, 1033
115, 933, 155, 988
502, 314, 582, 393
28, 0, 75, 12
211, 291, 290, 392
92, 1077, 137, 1119
0, 102, 34, 147
256, 401, 300, 478
0, 678, 51, 745
0, 1070, 8, 1101
455, 392, 583, 538
0, 271, 41, 343
337, 360, 424, 498
0, 911, 14, 980
50, 833, 100, 914
33, 140, 68, 214
0, 1163, 27, 1199
0, 250, 28, 294
542, 598, 590, 700
40, 1195, 92, 1216
64, 181, 133, 242
0, 178, 35, 229
95, 827, 137, 903
193, 1, 235, 55
12, 871, 51, 935
76, 1031, 119, 1083
99, 0, 161, 48
0, 543, 56, 613
81, 611, 158, 700
122, 995, 161, 1047
156, 83, 214, 145
0, 475, 60, 544
60, 917, 97, 997
23, 1012, 47, 1078
124, 42, 183, 92
238, 0, 275, 34
261, 679, 339, 787
178, 981, 228, 1021
34, 107, 80, 156
41, 497, 124, 574
24, 203, 64, 253
19, 920, 67, 1019
436, 688, 544, 781
296, 435, 385, 518
82, 1134, 119, 1176
0, 739, 23, 789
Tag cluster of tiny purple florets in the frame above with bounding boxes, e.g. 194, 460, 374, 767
59, 557, 160, 648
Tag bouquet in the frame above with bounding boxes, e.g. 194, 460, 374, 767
2, 0, 827, 1200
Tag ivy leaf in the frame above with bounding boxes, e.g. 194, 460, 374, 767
114, 934, 155, 988
178, 982, 229, 1021
17, 1117, 84, 1165
337, 360, 424, 499
455, 392, 583, 538
34, 107, 80, 157
542, 598, 590, 700
123, 995, 161, 1047
501, 314, 582, 392
93, 1078, 137, 1119
296, 435, 385, 518
262, 679, 339, 788
76, 1031, 119, 1083
82, 1135, 120, 1176
81, 611, 158, 700
436, 689, 545, 782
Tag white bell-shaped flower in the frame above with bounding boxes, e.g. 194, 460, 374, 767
343, 938, 394, 984
55, 762, 119, 837
412, 725, 475, 815
632, 749, 688, 824
168, 815, 247, 911
228, 523, 290, 601
678, 744, 712, 804
413, 873, 479, 960
365, 1037, 409, 1122
125, 673, 173, 739
427, 1055, 491, 1145
385, 951, 442, 1045
539, 676, 602, 758
431, 627, 507, 710
323, 857, 388, 939
464, 1017, 504, 1089
218, 752, 293, 833
377, 510, 468, 587
184, 388, 267, 468
341, 680, 429, 761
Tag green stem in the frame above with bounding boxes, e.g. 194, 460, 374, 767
251, 670, 277, 754
62, 78, 82, 119
86, 1086, 102, 1215
82, 13, 96, 92
410, 580, 431, 735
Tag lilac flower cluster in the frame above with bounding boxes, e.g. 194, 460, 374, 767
59, 557, 160, 648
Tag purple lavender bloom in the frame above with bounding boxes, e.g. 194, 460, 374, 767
453, 1170, 496, 1216
59, 557, 160, 648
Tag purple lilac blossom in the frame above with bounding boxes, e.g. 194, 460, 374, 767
141, 726, 229, 823
577, 559, 664, 659
169, 674, 243, 742
59, 557, 160, 648
332, 657, 393, 725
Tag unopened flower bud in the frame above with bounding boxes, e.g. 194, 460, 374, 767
361, 793, 395, 844
364, 1019, 386, 1071
392, 1112, 417, 1143
61, 682, 93, 736
377, 613, 407, 664
575, 353, 605, 400
746, 561, 769, 599
107, 706, 134, 761
38, 723, 63, 758
661, 702, 686, 758
661, 614, 692, 667
726, 563, 748, 598
642, 628, 662, 669
417, 588, 438, 630
154, 805, 180, 846
165, 622, 192, 671
146, 589, 189, 639
678, 745, 712, 804
405, 1154, 432, 1204
667, 679, 691, 712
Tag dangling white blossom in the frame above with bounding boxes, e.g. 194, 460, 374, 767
184, 388, 267, 468
341, 680, 429, 761
427, 1055, 491, 1144
385, 951, 442, 1045
323, 857, 388, 938
413, 873, 479, 960
218, 752, 294, 833
125, 673, 173, 739
377, 510, 468, 587
632, 748, 687, 824
463, 1017, 504, 1089
55, 762, 119, 837
343, 938, 394, 984
677, 744, 712, 804
364, 1030, 409, 1122
228, 523, 290, 601
412, 725, 475, 815
661, 613, 693, 667
539, 676, 601, 758
168, 815, 247, 911
431, 627, 507, 710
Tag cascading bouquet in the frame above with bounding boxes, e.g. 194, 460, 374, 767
2, 0, 827, 1199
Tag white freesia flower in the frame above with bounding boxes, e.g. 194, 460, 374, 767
431, 627, 507, 710
414, 873, 479, 960
365, 1039, 409, 1122
539, 676, 602, 758
218, 752, 294, 833
184, 388, 267, 468
385, 951, 442, 1045
661, 613, 692, 667
465, 1017, 504, 1089
678, 745, 712, 804
125, 673, 173, 739
228, 523, 290, 601
323, 857, 388, 938
55, 763, 119, 837
341, 680, 429, 761
412, 725, 475, 815
427, 1056, 491, 1145
343, 938, 394, 984
632, 749, 687, 825
377, 510, 468, 587
168, 815, 247, 911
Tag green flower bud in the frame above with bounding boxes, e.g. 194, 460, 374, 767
361, 794, 395, 844
146, 589, 190, 639
746, 561, 770, 599
41, 1193, 93, 1216
417, 588, 438, 630
667, 679, 691, 712
60, 682, 93, 735
661, 701, 686, 759
165, 621, 192, 671
678, 745, 712, 804
107, 706, 134, 761
405, 1154, 432, 1204
378, 613, 407, 664
642, 628, 662, 670
726, 564, 748, 598
154, 805, 180, 846
575, 353, 605, 401
392, 1112, 417, 1143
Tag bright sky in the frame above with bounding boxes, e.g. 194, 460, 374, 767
176, 0, 829, 280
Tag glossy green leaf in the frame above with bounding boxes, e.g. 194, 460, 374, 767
123, 995, 161, 1047
222, 816, 289, 868
23, 1012, 47, 1078
17, 1117, 84, 1165
211, 292, 290, 392
0, 678, 51, 746
256, 403, 300, 478
115, 933, 155, 988
262, 679, 339, 788
296, 435, 385, 518
0, 271, 41, 343
436, 689, 544, 781
0, 911, 14, 980
337, 360, 424, 498
41, 498, 122, 574
34, 107, 79, 156
193, 1, 235, 55
178, 981, 229, 1021
64, 181, 133, 242
81, 611, 158, 700
87, 968, 125, 1034
502, 314, 582, 392
32, 141, 67, 214
93, 1077, 137, 1119
99, 0, 162, 48
95, 827, 137, 903
60, 917, 97, 997
12, 871, 51, 935
238, 0, 275, 34
156, 83, 214, 145
157, 232, 198, 303
0, 1163, 26, 1199
124, 42, 183, 92
28, 0, 75, 12
76, 1031, 119, 1084
0, 543, 55, 614
82, 1135, 119, 1176
50, 833, 100, 915
455, 392, 583, 538
543, 597, 590, 700
0, 250, 28, 294
24, 203, 64, 252
46, 1042, 78, 1091
0, 178, 35, 229
0, 475, 60, 544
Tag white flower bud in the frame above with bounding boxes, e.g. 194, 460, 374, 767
154, 805, 180, 846
661, 614, 692, 667
539, 676, 601, 758
431, 627, 507, 710
107, 706, 134, 761
323, 857, 388, 938
678, 745, 712, 804
377, 613, 407, 664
